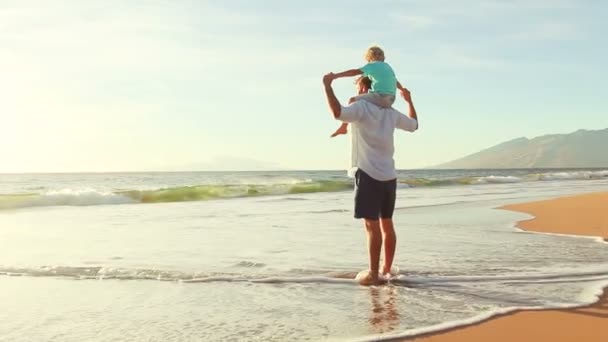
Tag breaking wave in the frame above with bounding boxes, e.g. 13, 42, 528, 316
1, 170, 607, 210
0, 181, 353, 210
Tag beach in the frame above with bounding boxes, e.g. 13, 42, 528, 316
409, 191, 608, 342
2, 170, 608, 341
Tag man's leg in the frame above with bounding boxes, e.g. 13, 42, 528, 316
354, 170, 387, 286
380, 218, 396, 275
358, 218, 385, 286
365, 219, 382, 277
380, 179, 398, 276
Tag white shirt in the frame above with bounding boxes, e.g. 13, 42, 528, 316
338, 100, 418, 181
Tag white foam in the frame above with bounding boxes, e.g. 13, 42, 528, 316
3, 264, 608, 341
540, 170, 608, 181
253, 276, 355, 284
183, 276, 356, 285
395, 269, 608, 285
5, 263, 608, 288
7, 188, 135, 209
354, 278, 608, 342
513, 226, 608, 244
0, 266, 360, 285
475, 175, 523, 184
353, 210, 608, 342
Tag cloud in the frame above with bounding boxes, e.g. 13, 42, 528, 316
390, 14, 435, 30
425, 46, 509, 70
479, 0, 578, 11
507, 22, 583, 41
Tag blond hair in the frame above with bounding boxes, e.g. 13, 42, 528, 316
365, 45, 385, 62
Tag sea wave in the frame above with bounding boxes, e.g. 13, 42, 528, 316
0, 265, 358, 284
0, 180, 353, 210
475, 175, 523, 184
119, 180, 353, 203
400, 175, 526, 187
399, 169, 608, 187
0, 189, 135, 210
537, 170, 608, 181
2, 265, 607, 286
1, 170, 607, 210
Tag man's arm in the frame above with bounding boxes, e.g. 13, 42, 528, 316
396, 88, 419, 131
332, 68, 363, 79
400, 88, 418, 125
323, 73, 364, 122
323, 73, 342, 119
396, 80, 405, 91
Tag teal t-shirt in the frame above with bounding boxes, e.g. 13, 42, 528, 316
360, 61, 397, 95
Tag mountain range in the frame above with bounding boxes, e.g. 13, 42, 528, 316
435, 128, 608, 169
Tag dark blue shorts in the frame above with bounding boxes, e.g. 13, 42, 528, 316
354, 169, 397, 220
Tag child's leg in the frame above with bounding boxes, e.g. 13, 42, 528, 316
330, 122, 349, 138
329, 94, 362, 137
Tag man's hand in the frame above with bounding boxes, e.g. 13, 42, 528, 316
400, 88, 412, 103
400, 87, 418, 127
323, 72, 342, 119
396, 81, 405, 91
323, 73, 336, 88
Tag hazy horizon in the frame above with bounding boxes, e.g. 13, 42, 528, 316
3, 127, 607, 174
3, 166, 608, 175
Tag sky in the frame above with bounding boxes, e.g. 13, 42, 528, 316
1, 0, 606, 172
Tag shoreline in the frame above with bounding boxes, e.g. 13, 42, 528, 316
400, 191, 608, 341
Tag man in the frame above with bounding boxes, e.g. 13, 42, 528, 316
323, 73, 419, 286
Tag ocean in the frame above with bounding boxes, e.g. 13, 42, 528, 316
1, 168, 608, 341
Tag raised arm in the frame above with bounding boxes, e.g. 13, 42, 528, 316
396, 80, 405, 91
400, 88, 418, 128
332, 68, 363, 79
323, 73, 364, 123
323, 73, 342, 119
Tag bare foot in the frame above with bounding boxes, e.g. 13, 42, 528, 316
330, 125, 348, 138
356, 270, 387, 286
381, 265, 399, 278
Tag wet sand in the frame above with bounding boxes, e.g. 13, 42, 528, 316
407, 191, 608, 342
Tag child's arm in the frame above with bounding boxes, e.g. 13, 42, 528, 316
333, 68, 363, 79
